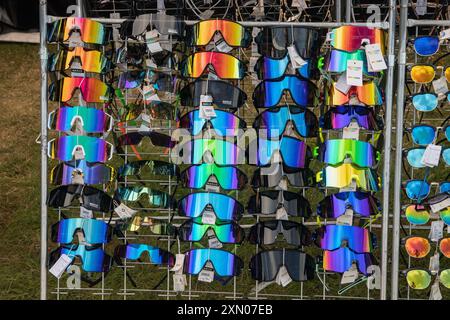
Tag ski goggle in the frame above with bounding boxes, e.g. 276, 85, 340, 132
317, 191, 381, 218
180, 163, 247, 190
47, 184, 114, 212
322, 49, 378, 76
48, 136, 113, 163
403, 236, 450, 258
117, 186, 173, 208
50, 160, 114, 185
48, 106, 113, 133
405, 147, 450, 168
252, 165, 315, 188
412, 36, 441, 56
248, 220, 312, 246
321, 105, 380, 130
178, 192, 244, 221
257, 136, 312, 168
49, 77, 111, 103
51, 218, 112, 244
247, 190, 312, 218
254, 54, 312, 80
411, 93, 439, 112
181, 51, 246, 80
326, 81, 383, 106
178, 109, 246, 136
49, 244, 112, 273
409, 124, 450, 145
48, 47, 110, 74
316, 164, 381, 192
316, 139, 379, 168
250, 249, 315, 282
253, 75, 316, 108
177, 220, 245, 244
47, 17, 107, 45
187, 19, 251, 47
117, 131, 175, 148
184, 248, 244, 277
253, 106, 319, 139
114, 244, 175, 266
404, 204, 450, 225
313, 225, 374, 254
323, 247, 377, 275
329, 26, 386, 53
179, 79, 247, 109
117, 160, 178, 179
405, 268, 450, 290
177, 138, 243, 165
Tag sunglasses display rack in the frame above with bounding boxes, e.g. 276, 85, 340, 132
38, 0, 407, 301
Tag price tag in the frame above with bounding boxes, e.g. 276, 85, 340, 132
341, 263, 359, 284
429, 220, 444, 242
342, 121, 360, 140
277, 178, 288, 191
70, 60, 85, 77
138, 123, 152, 132
146, 40, 163, 54
347, 60, 363, 86
173, 274, 187, 292
80, 206, 93, 219
432, 77, 449, 95
202, 207, 217, 225
429, 252, 440, 274
292, 0, 308, 11
415, 0, 427, 16
73, 147, 85, 160
114, 203, 138, 220
207, 229, 223, 248
49, 254, 73, 279
420, 144, 442, 167
146, 58, 157, 69
365, 44, 387, 71
335, 72, 352, 94
430, 198, 450, 214
326, 32, 332, 42
199, 95, 216, 120
440, 28, 450, 40
171, 253, 185, 273
68, 32, 84, 48
336, 208, 354, 226
71, 170, 84, 185
429, 279, 442, 300
339, 180, 357, 192
214, 34, 233, 53
275, 266, 292, 287
207, 69, 219, 81
198, 262, 215, 283
287, 45, 307, 69
205, 176, 221, 193
276, 207, 289, 220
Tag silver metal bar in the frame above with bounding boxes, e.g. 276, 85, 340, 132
336, 0, 342, 22
345, 0, 352, 22
380, 0, 397, 301
408, 19, 450, 27
39, 0, 48, 301
391, 0, 409, 300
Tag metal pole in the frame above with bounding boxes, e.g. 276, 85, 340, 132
391, 0, 409, 300
408, 19, 450, 27
345, 0, 352, 22
336, 0, 342, 22
39, 0, 48, 301
380, 0, 396, 300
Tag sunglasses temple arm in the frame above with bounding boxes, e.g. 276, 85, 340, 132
337, 276, 368, 295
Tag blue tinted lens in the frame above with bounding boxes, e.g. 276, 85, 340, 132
60, 245, 108, 272
258, 106, 316, 138
445, 126, 450, 141
123, 244, 166, 264
440, 182, 450, 193
443, 148, 450, 166
184, 248, 239, 276
406, 148, 426, 168
258, 136, 309, 168
298, 60, 310, 79
56, 218, 109, 244
179, 193, 241, 220
406, 180, 430, 200
414, 36, 440, 56
255, 75, 312, 107
411, 125, 436, 145
412, 94, 438, 112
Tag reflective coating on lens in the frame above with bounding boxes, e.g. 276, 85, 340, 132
314, 225, 373, 253
50, 160, 114, 185
179, 109, 246, 136
330, 26, 385, 53
412, 93, 438, 112
116, 244, 174, 266
48, 136, 112, 163
49, 106, 112, 133
322, 105, 379, 130
49, 48, 109, 73
118, 70, 146, 89
406, 269, 431, 289
181, 163, 246, 190
49, 77, 111, 103
117, 186, 172, 208
440, 269, 450, 288
54, 245, 111, 272
184, 248, 242, 276
404, 236, 430, 258
439, 238, 450, 258
440, 208, 450, 225
411, 125, 436, 145
323, 247, 376, 275
184, 139, 241, 165
317, 191, 380, 218
181, 52, 245, 79
249, 220, 311, 246
414, 36, 440, 56
257, 136, 310, 168
319, 139, 378, 168
178, 221, 244, 244
405, 180, 430, 201
325, 49, 376, 76
247, 190, 312, 217
411, 65, 435, 84
319, 164, 380, 192
189, 19, 249, 47
47, 17, 106, 44
327, 81, 383, 106
405, 205, 430, 225
443, 148, 450, 166
254, 54, 311, 80
117, 160, 178, 178
53, 218, 110, 244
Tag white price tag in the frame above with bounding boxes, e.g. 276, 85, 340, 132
429, 252, 440, 273
80, 206, 93, 219
430, 198, 450, 214
173, 274, 187, 292
326, 31, 332, 42
73, 147, 85, 160
415, 0, 427, 16
49, 254, 73, 279
432, 77, 449, 95
171, 253, 185, 273
336, 208, 354, 226
276, 207, 289, 220
335, 72, 352, 94
365, 44, 387, 71
421, 144, 442, 167
339, 180, 357, 192
277, 178, 288, 191
202, 207, 217, 225
430, 279, 442, 300
205, 176, 221, 192
275, 266, 292, 287
138, 123, 152, 132
71, 170, 84, 184
147, 41, 163, 54
146, 29, 160, 41
68, 32, 84, 48
342, 122, 360, 140
207, 70, 219, 81
198, 262, 215, 282
440, 28, 450, 40
207, 229, 223, 248
199, 94, 216, 120
145, 59, 157, 69
346, 60, 363, 87
214, 34, 233, 53
341, 263, 359, 284
114, 203, 138, 219
430, 220, 444, 242
292, 0, 308, 11
287, 45, 307, 69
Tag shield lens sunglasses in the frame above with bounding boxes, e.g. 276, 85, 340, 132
411, 93, 440, 112
406, 147, 450, 168
181, 51, 246, 80
323, 247, 377, 275
187, 19, 251, 47
317, 191, 381, 218
114, 244, 175, 266
117, 186, 173, 208
257, 136, 312, 168
49, 47, 110, 74
405, 268, 450, 290
117, 160, 179, 179
405, 204, 450, 225
316, 139, 379, 168
179, 79, 247, 109
178, 109, 246, 136
180, 163, 247, 190
253, 75, 316, 108
127, 13, 183, 37
118, 70, 146, 89
327, 81, 383, 106
250, 249, 315, 282
403, 236, 450, 258
49, 244, 112, 273
50, 160, 114, 185
247, 190, 312, 218
47, 184, 114, 212
254, 54, 312, 80
177, 220, 245, 244
48, 136, 113, 163
321, 105, 380, 130
47, 17, 108, 45
316, 163, 381, 192
48, 106, 113, 133
49, 77, 112, 103
178, 192, 244, 221
253, 106, 319, 139
323, 49, 379, 76
409, 124, 450, 145
330, 26, 386, 53
179, 138, 243, 165
248, 220, 312, 246
51, 218, 112, 244
313, 225, 374, 253
183, 248, 244, 277
413, 36, 441, 56
251, 166, 315, 188
402, 180, 447, 201
117, 131, 175, 148
127, 216, 174, 234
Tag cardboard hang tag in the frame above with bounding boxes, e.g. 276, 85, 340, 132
68, 32, 84, 48
429, 252, 440, 274
440, 28, 450, 40
432, 77, 449, 95
276, 206, 289, 220
202, 207, 217, 225
415, 0, 428, 16
207, 229, 223, 249
214, 33, 233, 53
335, 72, 352, 94
342, 121, 360, 140
429, 278, 443, 300
114, 203, 138, 220
49, 254, 73, 279
365, 44, 387, 71
171, 253, 185, 273
199, 94, 216, 120
336, 208, 354, 226
346, 60, 363, 87
73, 147, 85, 160
287, 45, 307, 69
429, 220, 444, 242
173, 274, 187, 292
420, 144, 442, 168
339, 180, 357, 193
341, 263, 359, 284
275, 266, 292, 287
198, 261, 215, 283
430, 197, 450, 214
80, 206, 93, 219
71, 170, 85, 185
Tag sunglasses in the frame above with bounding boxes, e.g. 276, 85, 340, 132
408, 124, 450, 145
48, 47, 110, 74
50, 160, 114, 185
253, 106, 319, 139
117, 160, 179, 179
323, 246, 377, 275
329, 26, 386, 53
49, 244, 112, 273
253, 75, 317, 108
178, 192, 244, 221
114, 244, 175, 267
313, 225, 375, 254
326, 81, 383, 106
183, 248, 244, 277
316, 163, 381, 192
316, 139, 380, 168
410, 65, 450, 84
404, 268, 450, 290
48, 106, 113, 133
322, 49, 379, 77
47, 184, 114, 212
254, 54, 312, 80
403, 180, 450, 201
117, 131, 175, 148
250, 249, 315, 282
48, 136, 113, 163
187, 19, 251, 47
251, 165, 315, 188
123, 13, 184, 38
317, 191, 381, 218
179, 79, 247, 109
410, 92, 444, 112
117, 70, 146, 89
248, 220, 312, 246
403, 236, 450, 259
178, 109, 247, 136
181, 51, 246, 80
51, 218, 112, 244
405, 147, 450, 168
49, 77, 112, 103
257, 136, 312, 168
116, 186, 173, 208
122, 101, 177, 122
180, 163, 247, 190
127, 216, 173, 234
247, 190, 312, 218
47, 17, 108, 45
412, 36, 443, 56
404, 204, 450, 225
177, 220, 245, 244
321, 105, 381, 130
